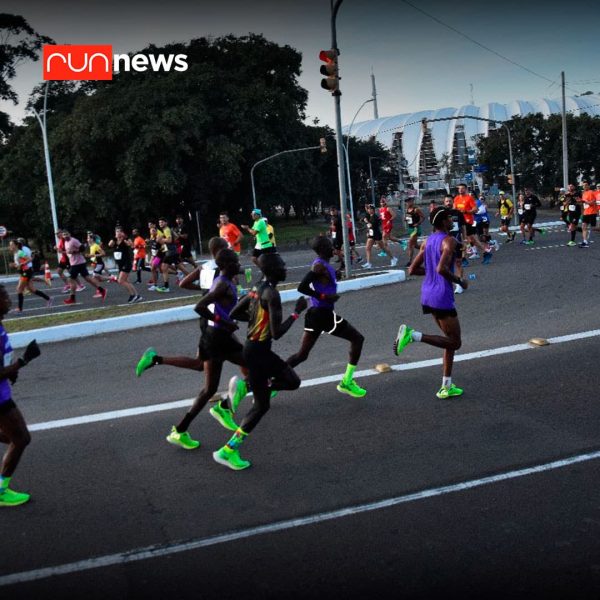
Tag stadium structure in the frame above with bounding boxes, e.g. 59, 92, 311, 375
343, 94, 600, 193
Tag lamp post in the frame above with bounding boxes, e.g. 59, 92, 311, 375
344, 98, 374, 243
368, 156, 383, 206
31, 81, 60, 252
251, 144, 323, 209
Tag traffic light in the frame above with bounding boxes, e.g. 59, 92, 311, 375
507, 173, 513, 185
319, 49, 340, 95
319, 137, 327, 154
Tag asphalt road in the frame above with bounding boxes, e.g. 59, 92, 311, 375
1, 213, 600, 598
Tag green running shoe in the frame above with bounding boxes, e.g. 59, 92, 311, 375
166, 426, 200, 450
336, 379, 367, 398
436, 383, 464, 399
212, 446, 251, 470
228, 376, 248, 413
567, 241, 576, 247
0, 488, 30, 507
209, 404, 238, 431
136, 347, 157, 377
394, 324, 414, 356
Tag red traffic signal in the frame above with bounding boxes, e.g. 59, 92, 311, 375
319, 49, 340, 95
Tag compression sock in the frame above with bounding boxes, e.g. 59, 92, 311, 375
342, 363, 357, 385
442, 376, 452, 388
571, 231, 576, 242
225, 427, 248, 452
155, 355, 163, 365
18, 293, 24, 311
34, 290, 49, 301
411, 330, 423, 342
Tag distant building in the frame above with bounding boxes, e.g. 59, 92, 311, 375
344, 94, 600, 193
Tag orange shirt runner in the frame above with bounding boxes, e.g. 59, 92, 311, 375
582, 190, 598, 215
219, 223, 242, 253
453, 194, 476, 225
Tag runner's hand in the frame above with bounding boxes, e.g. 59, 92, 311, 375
460, 278, 469, 290
22, 339, 41, 364
294, 296, 308, 314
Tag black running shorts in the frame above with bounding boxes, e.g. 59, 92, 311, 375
199, 327, 243, 362
422, 304, 457, 319
582, 214, 597, 227
243, 340, 288, 390
68, 263, 89, 280
304, 307, 344, 334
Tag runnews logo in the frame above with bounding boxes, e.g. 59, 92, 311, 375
43, 45, 188, 81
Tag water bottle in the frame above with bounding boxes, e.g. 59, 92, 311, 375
245, 267, 252, 285
468, 273, 477, 281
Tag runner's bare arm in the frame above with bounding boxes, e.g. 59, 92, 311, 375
179, 268, 200, 290
437, 237, 468, 288
229, 293, 253, 322
194, 281, 238, 332
408, 240, 426, 276
266, 287, 307, 340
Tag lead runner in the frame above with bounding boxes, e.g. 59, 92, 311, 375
393, 207, 469, 399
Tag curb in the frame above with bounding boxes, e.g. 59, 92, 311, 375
8, 269, 406, 349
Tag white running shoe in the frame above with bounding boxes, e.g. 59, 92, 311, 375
76, 284, 86, 292
362, 262, 372, 268
147, 285, 157, 291
454, 284, 464, 295
390, 257, 398, 267
131, 295, 143, 303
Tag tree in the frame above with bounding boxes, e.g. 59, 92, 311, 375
0, 13, 52, 140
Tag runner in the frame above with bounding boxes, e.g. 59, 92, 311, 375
453, 184, 492, 264
165, 249, 247, 450
107, 228, 142, 303
496, 191, 515, 242
393, 207, 468, 399
287, 236, 366, 398
328, 206, 345, 268
86, 232, 112, 284
61, 230, 107, 305
173, 215, 195, 269
579, 181, 597, 248
146, 224, 163, 291
563, 184, 582, 247
136, 237, 230, 376
362, 204, 397, 268
241, 209, 276, 267
346, 212, 362, 264
520, 188, 542, 245
132, 228, 148, 284
54, 229, 71, 292
442, 195, 467, 294
379, 196, 400, 255
156, 217, 178, 293
8, 240, 52, 313
475, 194, 491, 245
0, 285, 41, 506
265, 218, 277, 251
218, 212, 243, 255
404, 197, 425, 266
213, 253, 307, 471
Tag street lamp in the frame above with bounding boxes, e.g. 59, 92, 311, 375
31, 81, 60, 253
368, 156, 383, 206
344, 98, 374, 243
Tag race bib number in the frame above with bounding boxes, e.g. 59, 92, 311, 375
584, 203, 590, 209
569, 204, 576, 211
331, 231, 336, 239
151, 249, 158, 256
113, 251, 122, 260
406, 216, 413, 225
524, 204, 531, 210
517, 209, 524, 215
482, 217, 488, 222
200, 268, 216, 290
450, 221, 459, 232
368, 228, 374, 237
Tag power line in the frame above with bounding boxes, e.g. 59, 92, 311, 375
399, 0, 582, 96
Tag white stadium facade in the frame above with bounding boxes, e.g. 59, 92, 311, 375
343, 94, 600, 193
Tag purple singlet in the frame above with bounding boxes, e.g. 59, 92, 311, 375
421, 231, 455, 310
0, 325, 14, 404
208, 275, 237, 329
310, 257, 337, 309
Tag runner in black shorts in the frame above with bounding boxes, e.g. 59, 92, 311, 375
287, 236, 366, 397
328, 206, 345, 268
213, 253, 306, 470
442, 195, 467, 294
362, 204, 397, 268
165, 249, 246, 450
8, 240, 51, 313
108, 228, 142, 303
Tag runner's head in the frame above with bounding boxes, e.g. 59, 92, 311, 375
258, 252, 286, 283
219, 212, 230, 225
406, 197, 415, 207
365, 204, 375, 214
8, 239, 19, 252
175, 215, 184, 225
251, 208, 262, 221
582, 181, 590, 191
429, 207, 451, 232
379, 197, 387, 207
311, 235, 334, 260
0, 284, 11, 318
457, 184, 467, 195
115, 228, 126, 241
215, 248, 240, 279
208, 236, 228, 259
443, 195, 453, 208
132, 229, 139, 236
329, 206, 338, 216
61, 230, 71, 240
158, 217, 168, 228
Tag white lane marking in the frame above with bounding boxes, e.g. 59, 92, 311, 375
28, 328, 600, 433
2, 448, 600, 587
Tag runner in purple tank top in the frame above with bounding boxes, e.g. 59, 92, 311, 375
287, 236, 366, 398
164, 249, 248, 451
393, 207, 469, 399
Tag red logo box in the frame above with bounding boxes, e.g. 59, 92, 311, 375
43, 45, 113, 81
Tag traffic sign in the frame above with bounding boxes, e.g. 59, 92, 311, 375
464, 172, 473, 182
474, 164, 488, 173
0, 226, 7, 238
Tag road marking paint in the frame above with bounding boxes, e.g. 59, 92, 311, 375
2, 447, 599, 587
28, 328, 600, 433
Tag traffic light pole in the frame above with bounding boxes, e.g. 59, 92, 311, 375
330, 0, 351, 279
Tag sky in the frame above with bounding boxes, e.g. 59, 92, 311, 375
3, 0, 600, 132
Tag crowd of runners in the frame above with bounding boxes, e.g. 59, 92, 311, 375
1, 180, 598, 504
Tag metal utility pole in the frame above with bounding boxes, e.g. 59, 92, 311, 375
561, 71, 569, 189
329, 0, 351, 279
371, 68, 379, 119
32, 82, 60, 251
